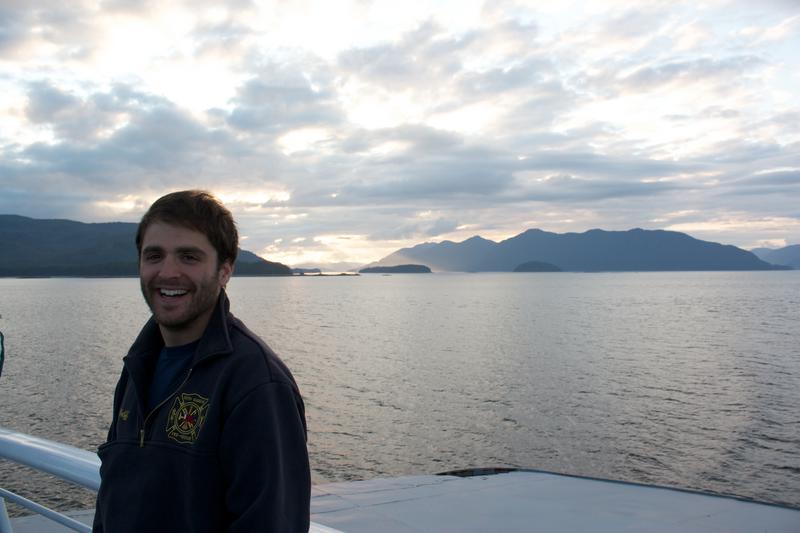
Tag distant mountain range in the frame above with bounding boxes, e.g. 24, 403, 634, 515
370, 228, 790, 272
0, 215, 291, 276
751, 245, 800, 269
3, 215, 794, 277
513, 260, 562, 272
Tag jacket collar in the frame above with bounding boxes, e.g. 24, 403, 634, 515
123, 291, 234, 395
192, 289, 234, 365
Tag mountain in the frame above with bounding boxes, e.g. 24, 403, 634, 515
750, 245, 800, 269
369, 235, 500, 272
371, 228, 784, 272
0, 215, 291, 276
513, 261, 562, 272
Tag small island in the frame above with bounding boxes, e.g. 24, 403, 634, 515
292, 268, 322, 275
359, 264, 432, 274
513, 260, 562, 272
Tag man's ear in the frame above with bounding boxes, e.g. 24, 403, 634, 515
219, 260, 233, 288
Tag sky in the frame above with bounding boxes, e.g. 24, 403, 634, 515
1, 0, 799, 268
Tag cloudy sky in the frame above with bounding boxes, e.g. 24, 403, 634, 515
1, 0, 798, 267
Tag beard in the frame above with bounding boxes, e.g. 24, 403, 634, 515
141, 273, 221, 334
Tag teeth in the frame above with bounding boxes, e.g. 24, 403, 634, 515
160, 289, 188, 297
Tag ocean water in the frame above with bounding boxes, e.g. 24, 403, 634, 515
1, 272, 799, 515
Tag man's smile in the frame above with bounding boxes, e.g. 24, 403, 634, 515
159, 288, 189, 298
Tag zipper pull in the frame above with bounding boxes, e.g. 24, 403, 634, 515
139, 429, 145, 448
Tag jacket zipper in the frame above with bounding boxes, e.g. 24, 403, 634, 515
139, 368, 194, 448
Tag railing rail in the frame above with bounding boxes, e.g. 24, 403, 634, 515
0, 427, 342, 533
0, 428, 99, 532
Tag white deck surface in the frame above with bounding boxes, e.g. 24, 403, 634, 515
310, 470, 800, 532
10, 470, 800, 532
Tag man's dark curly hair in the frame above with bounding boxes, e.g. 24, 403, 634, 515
136, 190, 238, 266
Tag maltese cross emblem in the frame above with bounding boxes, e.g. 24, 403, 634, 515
166, 393, 209, 444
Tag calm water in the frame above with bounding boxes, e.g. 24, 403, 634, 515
1, 272, 799, 514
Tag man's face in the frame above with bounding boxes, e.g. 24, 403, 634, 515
139, 221, 232, 346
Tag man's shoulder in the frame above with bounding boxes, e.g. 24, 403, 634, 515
224, 314, 297, 387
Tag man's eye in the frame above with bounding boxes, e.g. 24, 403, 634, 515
144, 253, 161, 262
182, 254, 199, 263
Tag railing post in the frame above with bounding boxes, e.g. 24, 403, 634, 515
0, 496, 13, 533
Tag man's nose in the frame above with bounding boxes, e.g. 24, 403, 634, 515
159, 254, 181, 277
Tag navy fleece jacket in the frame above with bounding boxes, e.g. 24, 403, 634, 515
94, 292, 310, 532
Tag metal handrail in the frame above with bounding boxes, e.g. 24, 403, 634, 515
0, 426, 342, 533
0, 428, 98, 532
0, 428, 101, 490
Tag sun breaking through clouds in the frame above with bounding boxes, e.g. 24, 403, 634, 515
1, 0, 798, 267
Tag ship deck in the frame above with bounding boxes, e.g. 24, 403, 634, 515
11, 469, 799, 532
309, 469, 800, 532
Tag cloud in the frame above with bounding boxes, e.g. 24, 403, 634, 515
518, 151, 699, 179
620, 55, 767, 92
511, 173, 684, 203
720, 169, 800, 200
338, 20, 472, 90
0, 5, 27, 53
456, 56, 558, 99
189, 14, 258, 59
704, 139, 790, 166
339, 124, 463, 155
24, 81, 133, 142
338, 137, 517, 201
3, 81, 288, 208
19, 83, 210, 168
741, 169, 800, 186
368, 216, 460, 241
100, 0, 173, 14
25, 81, 80, 122
0, 2, 98, 60
1, 1, 799, 263
226, 61, 344, 133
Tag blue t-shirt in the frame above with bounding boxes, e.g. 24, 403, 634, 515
147, 340, 199, 412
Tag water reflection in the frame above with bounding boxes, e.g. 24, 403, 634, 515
0, 272, 798, 512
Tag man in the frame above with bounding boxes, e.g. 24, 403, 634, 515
94, 190, 310, 532
0, 329, 4, 378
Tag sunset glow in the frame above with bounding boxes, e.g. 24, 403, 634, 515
1, 1, 798, 267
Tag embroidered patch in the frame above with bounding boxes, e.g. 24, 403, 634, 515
118, 409, 129, 421
166, 393, 209, 444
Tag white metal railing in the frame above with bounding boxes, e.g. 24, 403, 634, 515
0, 427, 99, 532
0, 427, 342, 533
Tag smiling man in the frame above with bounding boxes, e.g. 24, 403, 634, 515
94, 190, 310, 532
